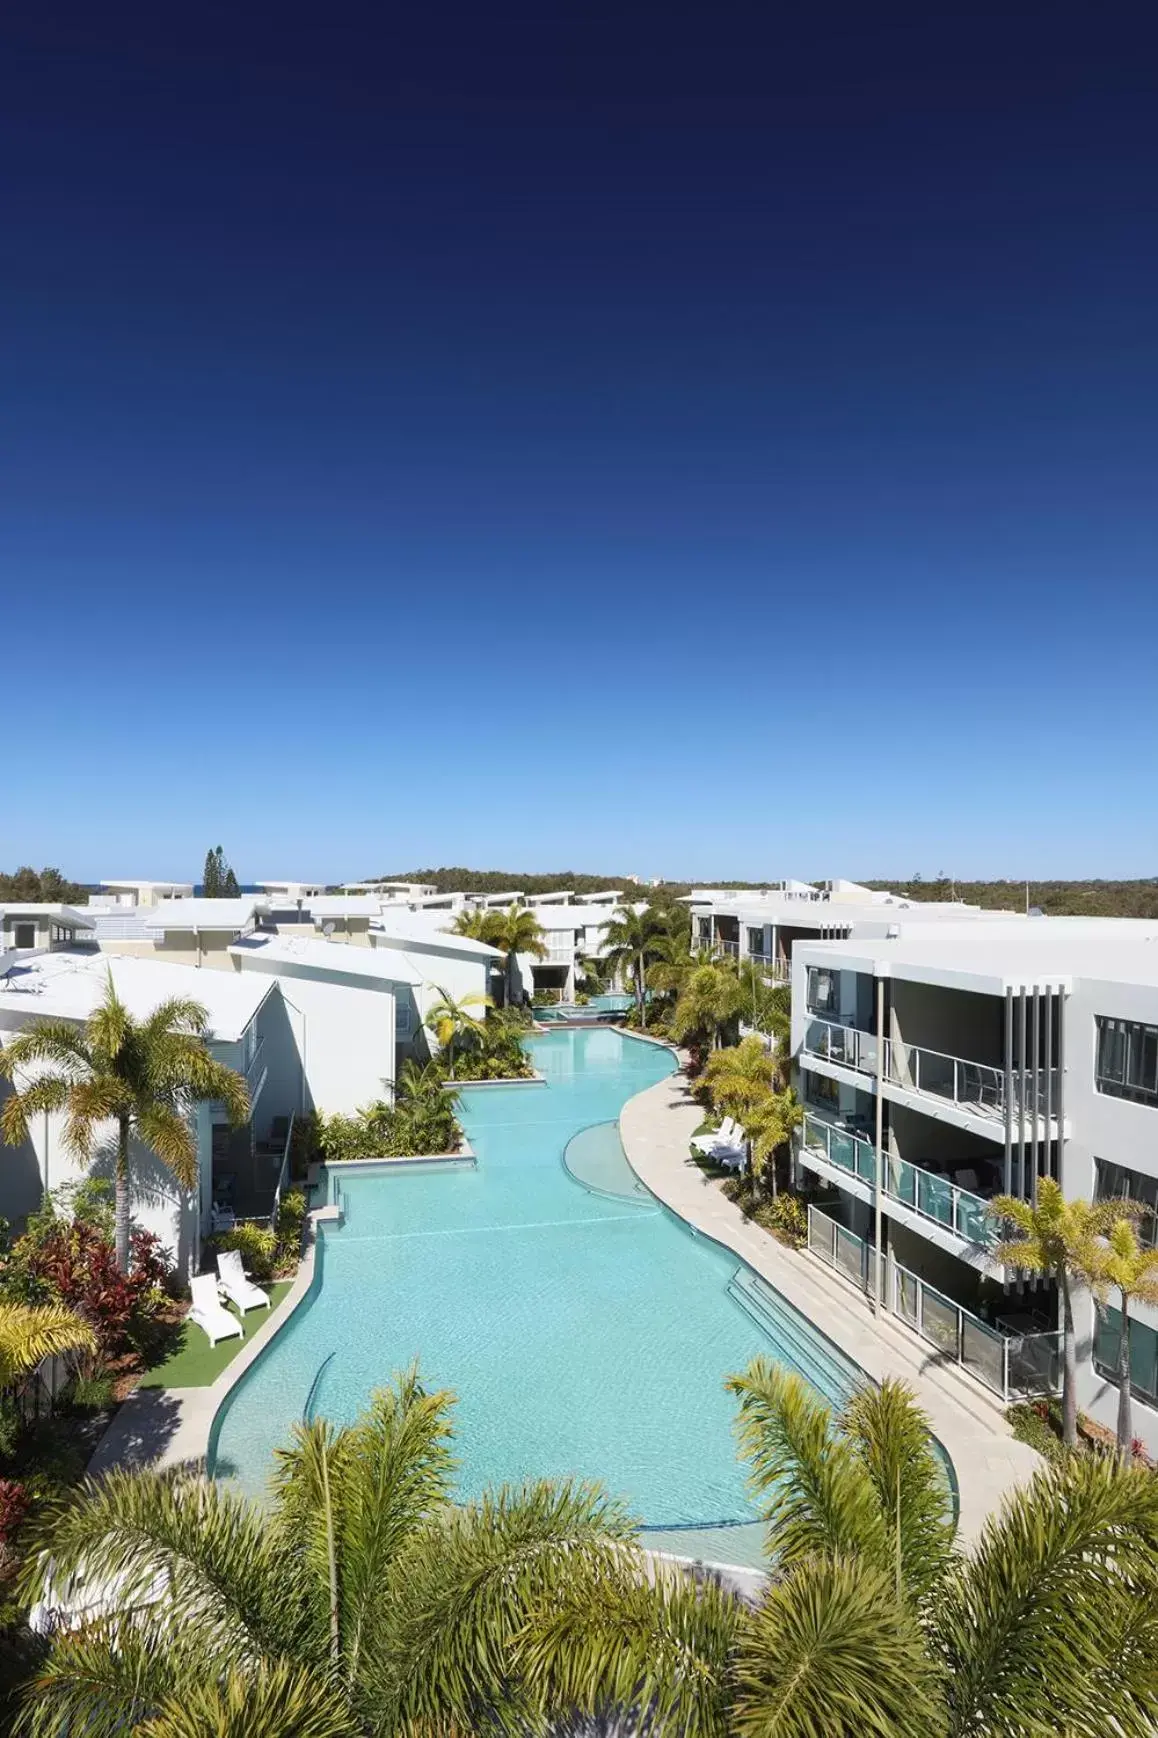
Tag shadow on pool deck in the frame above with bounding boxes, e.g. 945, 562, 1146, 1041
86, 1389, 187, 1476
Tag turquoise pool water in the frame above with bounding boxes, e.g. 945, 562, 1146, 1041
209, 1028, 866, 1567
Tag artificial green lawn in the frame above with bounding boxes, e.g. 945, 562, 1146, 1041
137, 1281, 295, 1389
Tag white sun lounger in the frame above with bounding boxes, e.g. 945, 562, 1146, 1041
216, 1249, 271, 1315
189, 1273, 243, 1347
691, 1116, 739, 1157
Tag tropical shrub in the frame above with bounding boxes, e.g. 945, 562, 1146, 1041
1007, 1399, 1067, 1464
534, 987, 563, 1006
0, 1217, 169, 1357
208, 1223, 278, 1285
316, 1082, 461, 1164
0, 1479, 29, 1564
752, 1192, 807, 1247
274, 1189, 308, 1270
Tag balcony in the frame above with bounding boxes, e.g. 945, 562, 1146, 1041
884, 1038, 1058, 1126
745, 950, 790, 984
802, 1016, 879, 1076
800, 1114, 999, 1248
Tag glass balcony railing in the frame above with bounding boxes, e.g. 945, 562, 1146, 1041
885, 1039, 1058, 1123
884, 1155, 995, 1245
802, 1114, 876, 1185
802, 1116, 996, 1247
803, 1017, 879, 1075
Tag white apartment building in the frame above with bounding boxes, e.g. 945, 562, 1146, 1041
791, 919, 1158, 1448
688, 879, 1015, 983
97, 880, 194, 907
1, 904, 95, 957
0, 950, 295, 1273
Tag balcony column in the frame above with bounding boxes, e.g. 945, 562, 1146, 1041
873, 974, 885, 1316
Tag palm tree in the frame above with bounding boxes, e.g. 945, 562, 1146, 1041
1087, 1212, 1158, 1457
0, 1302, 95, 1388
743, 1085, 803, 1198
989, 1178, 1106, 1448
0, 976, 249, 1272
672, 963, 744, 1052
423, 984, 492, 1078
644, 930, 711, 1001
718, 1361, 1158, 1737
701, 1035, 776, 1121
576, 954, 609, 995
485, 904, 547, 1007
450, 907, 500, 945
17, 1370, 649, 1737
544, 1362, 1158, 1738
602, 905, 666, 1028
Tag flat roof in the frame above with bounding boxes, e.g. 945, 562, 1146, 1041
144, 897, 268, 931
231, 935, 424, 985
0, 950, 271, 1041
306, 896, 385, 919
370, 921, 504, 961
100, 880, 193, 894
1, 904, 95, 929
797, 919, 1158, 993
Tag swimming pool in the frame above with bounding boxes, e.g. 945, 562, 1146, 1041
208, 1027, 867, 1568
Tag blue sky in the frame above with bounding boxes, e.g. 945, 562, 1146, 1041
3, 2, 1157, 884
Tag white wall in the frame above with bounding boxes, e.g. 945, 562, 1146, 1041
233, 957, 397, 1114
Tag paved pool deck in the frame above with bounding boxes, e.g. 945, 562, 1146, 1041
618, 1063, 1040, 1543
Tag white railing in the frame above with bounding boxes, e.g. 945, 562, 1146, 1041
806, 1207, 1061, 1401
271, 1110, 296, 1224
885, 1038, 1058, 1122
714, 938, 740, 958
245, 1035, 267, 1092
803, 1016, 879, 1075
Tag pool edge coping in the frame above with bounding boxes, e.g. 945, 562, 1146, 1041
615, 1065, 1043, 1547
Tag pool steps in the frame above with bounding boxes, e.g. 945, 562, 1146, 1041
726, 1266, 862, 1409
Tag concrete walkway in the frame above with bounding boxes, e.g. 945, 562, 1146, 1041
618, 1065, 1040, 1543
88, 1205, 339, 1479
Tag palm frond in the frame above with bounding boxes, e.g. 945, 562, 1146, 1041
517, 1556, 740, 1737
86, 975, 133, 1065
727, 1360, 889, 1572
18, 1468, 308, 1672
135, 1660, 359, 1738
733, 1555, 948, 1738
62, 1077, 132, 1162
140, 997, 211, 1047
135, 1105, 200, 1191
840, 1379, 957, 1607
380, 1478, 638, 1732
0, 1302, 96, 1385
15, 1619, 184, 1738
933, 1453, 1158, 1738
0, 1073, 72, 1148
0, 1021, 95, 1082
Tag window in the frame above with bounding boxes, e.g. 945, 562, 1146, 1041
395, 1000, 412, 1039
12, 923, 36, 949
1094, 1304, 1158, 1407
807, 967, 836, 1016
1096, 1017, 1158, 1107
1094, 1158, 1158, 1248
746, 927, 766, 956
804, 1068, 840, 1111
697, 920, 710, 943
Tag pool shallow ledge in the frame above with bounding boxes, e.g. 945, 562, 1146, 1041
615, 1061, 1041, 1546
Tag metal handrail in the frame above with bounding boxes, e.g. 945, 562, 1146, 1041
803, 1115, 995, 1245
806, 1206, 1061, 1401
802, 1016, 879, 1074
885, 1038, 1058, 1121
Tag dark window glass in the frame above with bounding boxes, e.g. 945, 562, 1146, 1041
1093, 1303, 1158, 1406
1094, 1158, 1158, 1248
1095, 1018, 1158, 1107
